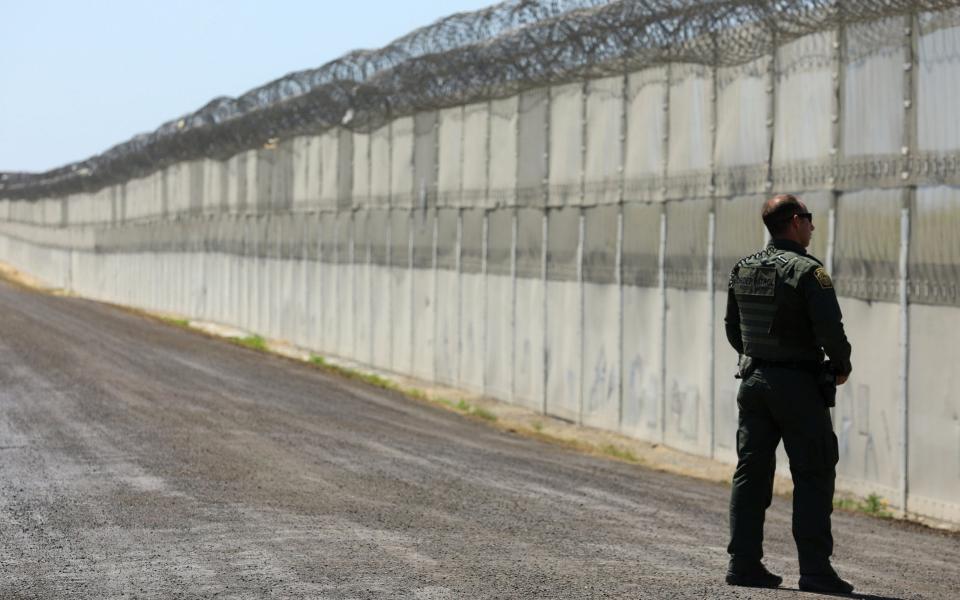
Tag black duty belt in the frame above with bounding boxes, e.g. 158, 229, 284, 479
749, 357, 822, 374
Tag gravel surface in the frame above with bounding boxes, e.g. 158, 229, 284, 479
0, 280, 956, 599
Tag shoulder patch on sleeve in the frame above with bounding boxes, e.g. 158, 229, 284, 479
813, 267, 833, 289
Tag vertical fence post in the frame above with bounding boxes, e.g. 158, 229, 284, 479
255, 213, 263, 335
366, 212, 372, 364
541, 86, 552, 417
659, 63, 672, 444
577, 209, 585, 425
367, 123, 377, 364
382, 117, 394, 368
454, 207, 463, 385
658, 208, 668, 444
825, 18, 844, 412
765, 33, 778, 216
386, 208, 393, 370
510, 208, 518, 405
275, 212, 284, 341
480, 211, 488, 393
708, 42, 719, 459
302, 212, 310, 350
408, 209, 415, 374
898, 202, 911, 516
510, 94, 521, 407
616, 205, 624, 429
432, 206, 439, 381
241, 215, 247, 331
458, 106, 467, 388
482, 100, 493, 396
617, 71, 628, 432
898, 10, 919, 517
541, 210, 548, 416
578, 80, 588, 425
707, 209, 716, 457
331, 129, 341, 354
828, 14, 845, 277
321, 214, 328, 352
429, 113, 440, 382
334, 213, 341, 353
350, 211, 356, 359
245, 214, 251, 332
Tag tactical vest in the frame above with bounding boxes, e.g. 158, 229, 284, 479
730, 246, 824, 363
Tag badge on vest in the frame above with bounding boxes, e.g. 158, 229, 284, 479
814, 267, 833, 289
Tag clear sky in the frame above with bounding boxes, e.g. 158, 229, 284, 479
0, 0, 494, 173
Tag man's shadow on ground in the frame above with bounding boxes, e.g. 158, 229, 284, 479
778, 587, 907, 600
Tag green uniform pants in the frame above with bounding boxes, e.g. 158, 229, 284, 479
727, 365, 839, 575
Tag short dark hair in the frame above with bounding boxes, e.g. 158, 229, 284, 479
762, 194, 804, 236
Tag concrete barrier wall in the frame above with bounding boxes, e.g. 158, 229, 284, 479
3, 13, 960, 524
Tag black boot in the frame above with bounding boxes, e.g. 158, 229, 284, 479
726, 560, 783, 588
798, 570, 855, 595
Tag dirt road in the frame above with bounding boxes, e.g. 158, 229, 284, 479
0, 280, 955, 599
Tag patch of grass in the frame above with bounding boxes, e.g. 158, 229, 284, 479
834, 493, 893, 518
304, 355, 498, 422
310, 356, 398, 391
406, 388, 428, 401
234, 335, 267, 351
526, 429, 595, 454
448, 398, 498, 422
162, 317, 191, 328
357, 372, 395, 390
863, 493, 893, 518
532, 420, 544, 433
834, 497, 858, 511
434, 397, 457, 409
471, 406, 498, 422
601, 444, 639, 463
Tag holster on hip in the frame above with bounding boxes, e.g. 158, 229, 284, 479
818, 361, 838, 408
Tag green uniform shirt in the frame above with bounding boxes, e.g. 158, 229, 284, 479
724, 238, 852, 376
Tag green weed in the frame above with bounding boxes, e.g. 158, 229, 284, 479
235, 335, 267, 351
406, 388, 428, 400
434, 397, 457, 409
358, 372, 394, 390
471, 406, 498, 422
601, 444, 639, 463
863, 493, 893, 517
310, 356, 396, 391
446, 398, 497, 421
834, 493, 893, 518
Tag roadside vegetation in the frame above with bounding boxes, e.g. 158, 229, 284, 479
161, 317, 191, 328
835, 493, 893, 518
601, 444, 640, 463
310, 354, 497, 423
234, 335, 268, 351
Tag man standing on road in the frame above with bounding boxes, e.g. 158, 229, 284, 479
723, 194, 855, 595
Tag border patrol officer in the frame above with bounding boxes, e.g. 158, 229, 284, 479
723, 194, 854, 595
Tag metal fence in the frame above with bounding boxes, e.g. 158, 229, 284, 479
2, 1, 960, 525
